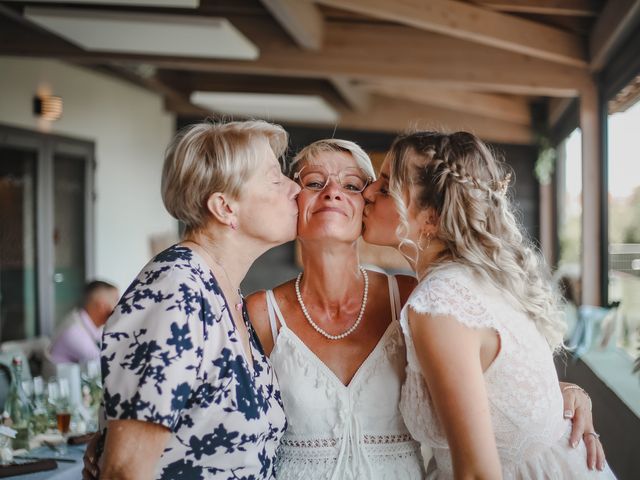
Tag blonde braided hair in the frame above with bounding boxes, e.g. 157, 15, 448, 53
389, 131, 565, 350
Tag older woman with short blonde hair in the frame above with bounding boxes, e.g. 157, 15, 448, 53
97, 120, 300, 480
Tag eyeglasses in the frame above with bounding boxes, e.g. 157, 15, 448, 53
293, 165, 373, 194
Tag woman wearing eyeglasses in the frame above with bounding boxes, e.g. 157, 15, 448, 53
246, 139, 426, 480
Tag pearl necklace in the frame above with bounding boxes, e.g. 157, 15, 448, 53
295, 266, 368, 340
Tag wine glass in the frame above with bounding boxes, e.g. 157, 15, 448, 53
47, 379, 71, 455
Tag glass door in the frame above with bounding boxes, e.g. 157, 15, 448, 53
52, 143, 93, 328
0, 125, 94, 340
0, 144, 39, 341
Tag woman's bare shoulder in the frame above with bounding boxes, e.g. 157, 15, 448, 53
246, 279, 295, 354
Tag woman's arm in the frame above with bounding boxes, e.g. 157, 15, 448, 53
101, 420, 170, 480
409, 307, 502, 480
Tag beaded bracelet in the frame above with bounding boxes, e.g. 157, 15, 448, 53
562, 384, 592, 411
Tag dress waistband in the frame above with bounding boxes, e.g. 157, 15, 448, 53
278, 433, 421, 460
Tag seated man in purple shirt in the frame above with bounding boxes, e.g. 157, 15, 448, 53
49, 280, 119, 364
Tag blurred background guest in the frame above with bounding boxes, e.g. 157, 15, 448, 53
49, 281, 119, 364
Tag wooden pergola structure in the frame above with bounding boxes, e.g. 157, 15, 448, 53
1, 0, 639, 306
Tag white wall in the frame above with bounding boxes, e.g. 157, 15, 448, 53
0, 56, 177, 290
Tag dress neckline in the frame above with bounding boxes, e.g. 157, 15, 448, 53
278, 320, 397, 390
181, 244, 258, 376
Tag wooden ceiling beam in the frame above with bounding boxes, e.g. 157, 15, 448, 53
167, 93, 533, 144
337, 95, 533, 144
315, 0, 587, 67
548, 97, 575, 127
260, 0, 324, 50
94, 63, 210, 116
156, 70, 347, 110
363, 82, 531, 125
329, 76, 370, 112
182, 18, 590, 96
258, 1, 374, 111
589, 0, 640, 71
0, 13, 590, 96
474, 0, 601, 17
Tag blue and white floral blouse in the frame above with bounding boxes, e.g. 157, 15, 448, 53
101, 245, 286, 479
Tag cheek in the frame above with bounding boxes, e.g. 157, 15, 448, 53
352, 197, 365, 219
385, 205, 401, 229
296, 191, 313, 211
376, 197, 398, 222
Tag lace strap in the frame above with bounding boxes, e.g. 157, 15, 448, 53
407, 269, 499, 332
265, 289, 287, 341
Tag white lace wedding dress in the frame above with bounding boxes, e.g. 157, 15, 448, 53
399, 263, 616, 479
265, 274, 425, 479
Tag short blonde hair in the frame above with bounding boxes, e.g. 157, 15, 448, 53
161, 120, 288, 232
289, 139, 376, 179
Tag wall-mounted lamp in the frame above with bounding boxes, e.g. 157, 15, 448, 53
33, 95, 63, 121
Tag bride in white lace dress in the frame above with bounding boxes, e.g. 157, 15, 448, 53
361, 130, 615, 479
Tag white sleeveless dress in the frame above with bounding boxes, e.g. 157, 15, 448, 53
399, 263, 617, 480
266, 275, 426, 480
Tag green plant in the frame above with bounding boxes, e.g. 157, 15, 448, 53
534, 135, 556, 186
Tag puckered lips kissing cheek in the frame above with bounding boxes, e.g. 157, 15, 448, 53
362, 202, 376, 228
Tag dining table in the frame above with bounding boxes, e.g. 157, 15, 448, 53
1, 443, 86, 479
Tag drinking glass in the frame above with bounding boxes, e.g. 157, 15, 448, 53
47, 379, 72, 454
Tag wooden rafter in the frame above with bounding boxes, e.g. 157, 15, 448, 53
260, 0, 324, 50
337, 95, 533, 144
166, 92, 532, 144
329, 76, 370, 112
548, 97, 575, 127
315, 0, 587, 67
95, 64, 210, 116
364, 82, 531, 125
589, 0, 640, 71
156, 70, 347, 110
474, 0, 601, 17
0, 15, 590, 97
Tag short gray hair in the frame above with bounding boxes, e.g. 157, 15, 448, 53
290, 139, 376, 179
161, 120, 288, 232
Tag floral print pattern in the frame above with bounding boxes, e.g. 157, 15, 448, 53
101, 245, 286, 479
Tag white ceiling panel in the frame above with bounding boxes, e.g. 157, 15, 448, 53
24, 7, 258, 59
190, 92, 340, 124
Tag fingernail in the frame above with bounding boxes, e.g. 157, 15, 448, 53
590, 461, 595, 470
571, 440, 578, 448
598, 462, 604, 471
564, 410, 574, 418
